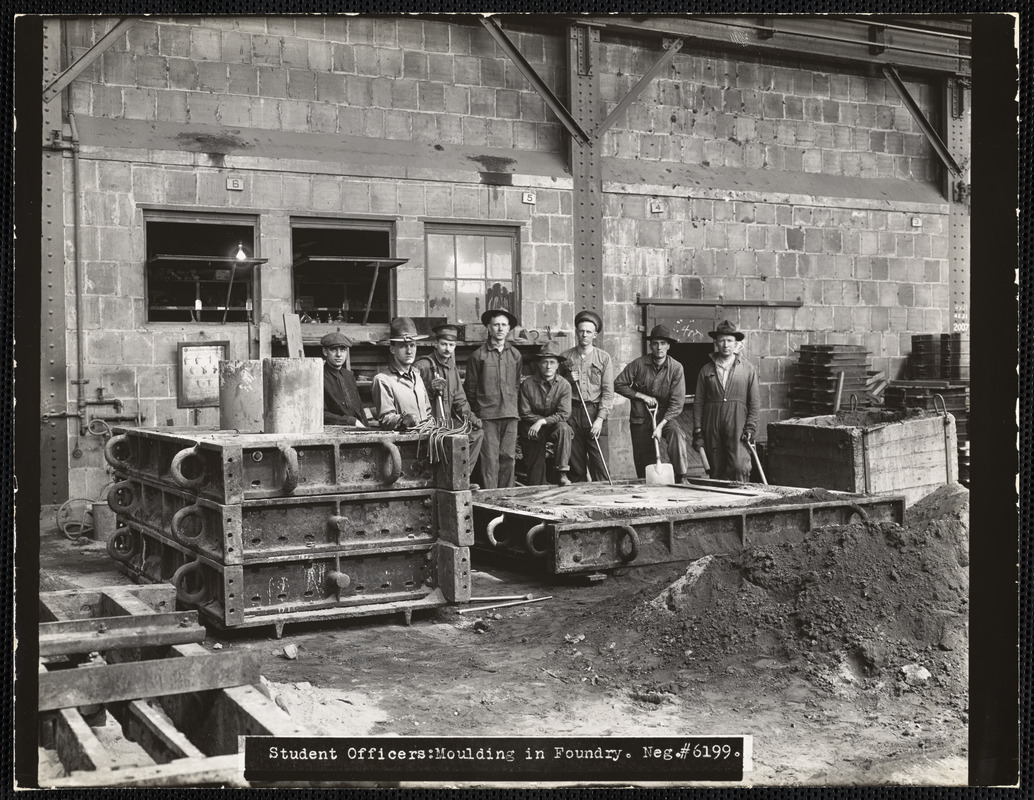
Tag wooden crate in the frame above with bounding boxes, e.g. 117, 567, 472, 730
766, 410, 958, 506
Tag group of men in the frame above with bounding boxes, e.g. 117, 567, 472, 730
319, 309, 759, 488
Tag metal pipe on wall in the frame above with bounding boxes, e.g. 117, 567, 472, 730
67, 111, 85, 419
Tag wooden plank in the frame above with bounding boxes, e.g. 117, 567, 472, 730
38, 651, 261, 712
257, 321, 272, 360
42, 753, 245, 789
39, 611, 204, 657
283, 313, 304, 358
107, 699, 207, 764
52, 707, 128, 774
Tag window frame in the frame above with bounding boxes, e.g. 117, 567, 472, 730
423, 222, 521, 326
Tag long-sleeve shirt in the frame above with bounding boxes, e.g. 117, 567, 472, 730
518, 374, 571, 436
614, 355, 686, 426
323, 363, 365, 425
464, 342, 522, 421
414, 350, 476, 425
371, 363, 432, 430
693, 353, 760, 436
560, 346, 615, 419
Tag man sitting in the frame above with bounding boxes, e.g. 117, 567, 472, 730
321, 331, 366, 427
518, 340, 573, 486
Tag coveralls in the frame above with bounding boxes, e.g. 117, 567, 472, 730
693, 353, 760, 482
464, 341, 522, 489
560, 346, 615, 482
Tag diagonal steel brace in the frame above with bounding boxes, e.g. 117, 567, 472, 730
882, 65, 963, 177
594, 37, 683, 141
480, 16, 592, 145
43, 17, 139, 103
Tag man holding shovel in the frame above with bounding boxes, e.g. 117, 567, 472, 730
692, 320, 760, 482
560, 310, 614, 483
615, 325, 691, 483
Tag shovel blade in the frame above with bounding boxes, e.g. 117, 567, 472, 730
645, 462, 675, 485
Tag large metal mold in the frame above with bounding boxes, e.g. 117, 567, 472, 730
107, 522, 461, 633
107, 475, 435, 564
105, 426, 469, 503
472, 481, 906, 575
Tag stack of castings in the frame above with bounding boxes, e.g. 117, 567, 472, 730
790, 344, 872, 416
102, 426, 474, 637
908, 333, 970, 382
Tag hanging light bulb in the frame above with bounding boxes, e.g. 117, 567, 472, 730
235, 242, 247, 261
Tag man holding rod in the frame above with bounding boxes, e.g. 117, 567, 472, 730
560, 310, 614, 482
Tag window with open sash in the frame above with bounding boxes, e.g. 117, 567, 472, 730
144, 211, 264, 324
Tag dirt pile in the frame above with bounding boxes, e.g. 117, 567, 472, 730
552, 484, 969, 706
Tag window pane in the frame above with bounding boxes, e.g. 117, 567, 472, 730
427, 280, 455, 317
485, 236, 513, 280
456, 280, 485, 325
455, 236, 485, 279
427, 235, 455, 280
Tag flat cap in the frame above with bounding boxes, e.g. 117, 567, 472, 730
320, 331, 353, 348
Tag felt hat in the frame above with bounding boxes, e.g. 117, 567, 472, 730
708, 320, 745, 341
320, 331, 353, 348
481, 308, 519, 328
533, 340, 565, 361
574, 310, 603, 333
432, 323, 459, 341
383, 317, 428, 344
646, 324, 678, 345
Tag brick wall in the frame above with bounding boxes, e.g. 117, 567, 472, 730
54, 16, 958, 497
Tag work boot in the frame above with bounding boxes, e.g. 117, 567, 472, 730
557, 471, 572, 486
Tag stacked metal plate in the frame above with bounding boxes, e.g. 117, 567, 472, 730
103, 426, 473, 636
908, 334, 944, 379
884, 381, 970, 487
790, 344, 871, 416
941, 333, 970, 382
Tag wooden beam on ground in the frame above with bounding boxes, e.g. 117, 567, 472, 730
40, 585, 178, 622
107, 699, 207, 764
52, 707, 130, 774
42, 753, 245, 789
39, 611, 204, 657
38, 651, 261, 712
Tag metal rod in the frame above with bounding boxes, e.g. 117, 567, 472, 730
479, 17, 592, 145
457, 596, 553, 615
43, 18, 139, 103
883, 65, 963, 177
362, 264, 380, 326
594, 38, 683, 141
469, 595, 533, 603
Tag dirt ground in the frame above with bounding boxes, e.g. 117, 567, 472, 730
36, 483, 969, 787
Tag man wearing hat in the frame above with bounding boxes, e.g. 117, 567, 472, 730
321, 331, 367, 427
560, 309, 614, 482
464, 308, 523, 489
519, 340, 573, 486
415, 322, 484, 479
614, 324, 692, 482
692, 320, 760, 482
371, 317, 432, 431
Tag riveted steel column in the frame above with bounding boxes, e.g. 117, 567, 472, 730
946, 77, 971, 337
41, 18, 69, 503
568, 24, 602, 317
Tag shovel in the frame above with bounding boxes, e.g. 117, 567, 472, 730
745, 439, 768, 485
645, 405, 675, 485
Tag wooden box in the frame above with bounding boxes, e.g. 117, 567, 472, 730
766, 410, 958, 506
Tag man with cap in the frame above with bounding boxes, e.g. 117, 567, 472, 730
415, 322, 484, 479
321, 331, 367, 427
371, 317, 432, 431
614, 324, 691, 482
519, 340, 573, 486
560, 309, 614, 482
692, 320, 760, 482
464, 308, 522, 489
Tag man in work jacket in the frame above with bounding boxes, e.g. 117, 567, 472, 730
692, 320, 760, 482
464, 308, 522, 489
371, 317, 432, 431
614, 324, 691, 482
321, 331, 367, 427
560, 309, 614, 482
415, 322, 484, 482
519, 340, 573, 486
